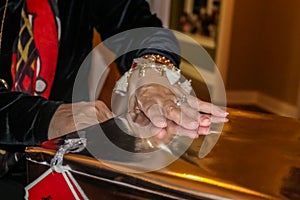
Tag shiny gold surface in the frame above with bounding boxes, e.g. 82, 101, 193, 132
27, 108, 300, 199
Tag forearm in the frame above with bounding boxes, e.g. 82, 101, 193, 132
0, 85, 62, 147
89, 0, 181, 73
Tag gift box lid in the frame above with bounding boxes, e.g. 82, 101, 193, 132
26, 108, 300, 200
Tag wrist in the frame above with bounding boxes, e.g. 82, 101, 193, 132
127, 66, 171, 97
114, 54, 184, 96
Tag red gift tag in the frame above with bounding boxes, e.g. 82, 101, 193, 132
25, 167, 88, 200
64, 170, 88, 199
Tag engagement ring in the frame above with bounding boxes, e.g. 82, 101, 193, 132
175, 95, 187, 106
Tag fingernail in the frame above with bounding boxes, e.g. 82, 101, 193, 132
158, 120, 167, 128
153, 117, 167, 127
203, 118, 211, 124
220, 111, 229, 117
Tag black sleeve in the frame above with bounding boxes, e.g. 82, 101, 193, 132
88, 0, 181, 74
0, 85, 62, 147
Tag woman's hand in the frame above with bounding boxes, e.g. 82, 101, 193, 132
128, 83, 228, 139
48, 100, 114, 140
113, 55, 228, 141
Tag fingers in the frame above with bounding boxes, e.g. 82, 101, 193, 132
162, 100, 199, 130
137, 95, 225, 133
49, 101, 114, 140
187, 95, 228, 117
143, 103, 214, 137
94, 100, 114, 122
127, 113, 167, 138
211, 116, 229, 123
166, 121, 199, 139
146, 104, 167, 128
131, 84, 229, 140
180, 103, 211, 126
198, 126, 210, 135
157, 100, 216, 130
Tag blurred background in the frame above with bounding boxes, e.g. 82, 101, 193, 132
146, 0, 300, 119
